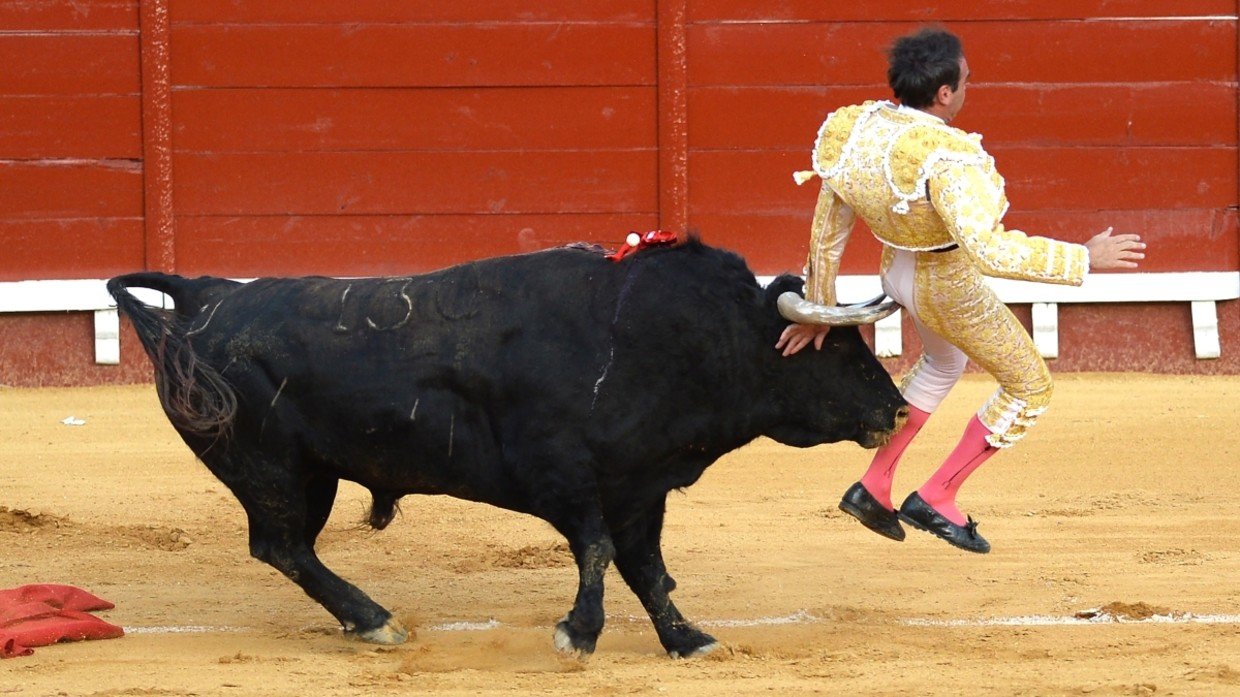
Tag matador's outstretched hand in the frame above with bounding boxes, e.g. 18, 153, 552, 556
1085, 227, 1146, 270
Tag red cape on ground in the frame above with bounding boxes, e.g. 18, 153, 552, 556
0, 584, 123, 658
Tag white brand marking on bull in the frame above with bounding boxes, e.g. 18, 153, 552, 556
186, 300, 223, 336
366, 279, 415, 331
334, 284, 353, 332
270, 378, 288, 409
259, 377, 289, 436
590, 347, 615, 411
410, 398, 419, 421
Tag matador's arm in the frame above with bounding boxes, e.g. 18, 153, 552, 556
804, 182, 856, 306
928, 160, 1088, 286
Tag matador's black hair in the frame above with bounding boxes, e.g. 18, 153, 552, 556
887, 27, 963, 109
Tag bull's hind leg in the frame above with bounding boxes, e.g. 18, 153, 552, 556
608, 498, 717, 658
210, 450, 407, 644
303, 474, 339, 546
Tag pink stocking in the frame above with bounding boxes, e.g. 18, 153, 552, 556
859, 405, 931, 509
916, 415, 998, 525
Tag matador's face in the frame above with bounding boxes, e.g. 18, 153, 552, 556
943, 56, 970, 123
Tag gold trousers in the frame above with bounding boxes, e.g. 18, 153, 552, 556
886, 247, 1053, 448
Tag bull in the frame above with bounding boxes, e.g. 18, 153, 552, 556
107, 237, 906, 658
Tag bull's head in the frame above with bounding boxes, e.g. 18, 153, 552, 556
761, 279, 907, 450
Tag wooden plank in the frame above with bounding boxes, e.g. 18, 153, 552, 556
0, 34, 139, 95
171, 1, 652, 23
173, 214, 660, 277
689, 147, 1237, 213
171, 24, 656, 88
172, 87, 656, 153
960, 83, 1239, 147
1123, 83, 1240, 146
173, 151, 658, 215
0, 96, 140, 158
688, 20, 1237, 86
0, 0, 136, 30
992, 145, 1238, 210
962, 20, 1237, 84
689, 0, 1237, 22
689, 83, 1239, 150
0, 161, 142, 218
0, 219, 144, 281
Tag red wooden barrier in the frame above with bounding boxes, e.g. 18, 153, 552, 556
0, 4, 1236, 383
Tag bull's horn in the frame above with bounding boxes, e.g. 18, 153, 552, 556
777, 292, 900, 326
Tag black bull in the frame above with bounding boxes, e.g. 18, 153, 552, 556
108, 238, 906, 658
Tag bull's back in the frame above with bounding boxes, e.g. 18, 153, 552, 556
184, 250, 621, 489
207, 249, 613, 385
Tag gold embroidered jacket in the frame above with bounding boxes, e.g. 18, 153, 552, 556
799, 100, 1089, 307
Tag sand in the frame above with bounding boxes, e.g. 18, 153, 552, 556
2, 374, 1238, 696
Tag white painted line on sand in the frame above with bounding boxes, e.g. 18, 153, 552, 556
699, 610, 820, 628
122, 610, 1240, 636
123, 625, 249, 634
903, 613, 1240, 628
428, 619, 502, 632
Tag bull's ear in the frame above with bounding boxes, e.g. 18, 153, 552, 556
765, 274, 805, 306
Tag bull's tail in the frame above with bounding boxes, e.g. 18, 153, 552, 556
107, 273, 238, 440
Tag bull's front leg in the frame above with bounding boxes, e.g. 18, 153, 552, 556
609, 499, 717, 658
550, 514, 615, 657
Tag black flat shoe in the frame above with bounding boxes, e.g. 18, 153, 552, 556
838, 482, 905, 541
897, 492, 990, 554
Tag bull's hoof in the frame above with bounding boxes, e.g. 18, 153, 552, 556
669, 640, 719, 659
662, 627, 717, 659
352, 618, 410, 645
553, 619, 597, 658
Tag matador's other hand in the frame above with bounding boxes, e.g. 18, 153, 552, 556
1086, 227, 1146, 270
776, 323, 829, 357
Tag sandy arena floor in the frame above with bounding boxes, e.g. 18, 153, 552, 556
2, 374, 1238, 696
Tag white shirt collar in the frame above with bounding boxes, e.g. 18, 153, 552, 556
888, 100, 946, 124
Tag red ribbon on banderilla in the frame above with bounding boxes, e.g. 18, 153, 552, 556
606, 230, 679, 262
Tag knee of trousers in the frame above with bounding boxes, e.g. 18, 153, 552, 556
979, 376, 1054, 449
898, 353, 967, 413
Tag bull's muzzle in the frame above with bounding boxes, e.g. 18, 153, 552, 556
777, 292, 901, 326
